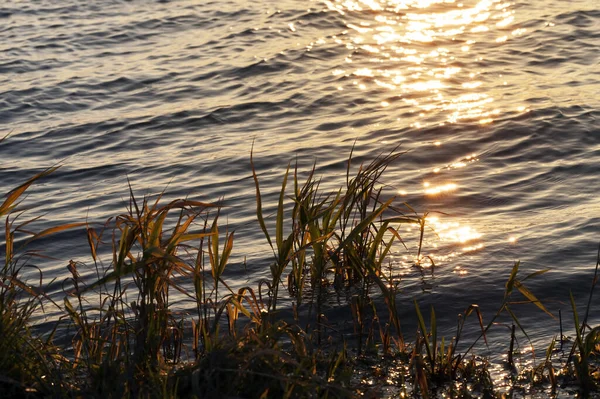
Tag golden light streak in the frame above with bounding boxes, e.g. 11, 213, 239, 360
330, 0, 525, 135
424, 183, 458, 195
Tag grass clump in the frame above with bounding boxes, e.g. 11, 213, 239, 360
1, 144, 599, 398
0, 166, 70, 397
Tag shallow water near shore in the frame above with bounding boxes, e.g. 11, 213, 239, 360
1, 0, 599, 373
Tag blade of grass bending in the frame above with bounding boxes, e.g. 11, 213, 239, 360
176, 232, 215, 244
165, 230, 213, 254
218, 231, 235, 278
276, 163, 290, 252
368, 221, 389, 267
228, 297, 254, 319
386, 226, 409, 251
376, 228, 397, 271
522, 269, 550, 282
382, 216, 420, 225
21, 222, 88, 248
0, 166, 60, 217
144, 246, 193, 271
9, 213, 44, 236
127, 178, 141, 222
250, 146, 273, 250
4, 275, 42, 298
584, 326, 600, 356
170, 199, 220, 209
86, 227, 98, 263
330, 197, 394, 264
514, 279, 554, 318
209, 220, 219, 278
173, 213, 196, 236
149, 210, 168, 247
465, 304, 488, 346
82, 257, 153, 292
505, 261, 520, 297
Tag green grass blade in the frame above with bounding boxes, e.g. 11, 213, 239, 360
250, 146, 273, 250
218, 232, 235, 277
414, 300, 432, 365
522, 269, 550, 282
584, 326, 600, 356
210, 221, 219, 278
332, 197, 394, 263
514, 280, 554, 318
149, 210, 168, 247
570, 291, 583, 351
276, 164, 290, 252
505, 306, 533, 353
22, 222, 87, 247
505, 261, 520, 297
431, 306, 437, 366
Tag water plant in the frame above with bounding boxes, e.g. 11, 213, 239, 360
1, 143, 599, 398
251, 146, 419, 349
566, 245, 600, 395
0, 165, 76, 397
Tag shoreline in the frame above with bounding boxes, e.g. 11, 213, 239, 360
1, 151, 599, 398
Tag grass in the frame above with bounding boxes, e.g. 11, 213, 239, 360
1, 145, 600, 398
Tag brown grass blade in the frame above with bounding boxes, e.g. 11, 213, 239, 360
0, 166, 59, 217
23, 222, 87, 246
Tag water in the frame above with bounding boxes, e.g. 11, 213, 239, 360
1, 0, 599, 368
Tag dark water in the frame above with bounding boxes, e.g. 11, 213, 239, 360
1, 0, 599, 375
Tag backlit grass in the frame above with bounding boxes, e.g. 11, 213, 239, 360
1, 143, 599, 398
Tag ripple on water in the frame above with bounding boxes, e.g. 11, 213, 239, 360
0, 0, 599, 366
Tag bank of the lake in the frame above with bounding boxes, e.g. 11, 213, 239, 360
2, 153, 599, 398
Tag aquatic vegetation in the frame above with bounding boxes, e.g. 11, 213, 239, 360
1, 147, 599, 398
0, 164, 75, 397
567, 248, 600, 396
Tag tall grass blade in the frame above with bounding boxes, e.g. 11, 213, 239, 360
23, 222, 87, 246
414, 300, 433, 367
514, 280, 554, 318
0, 166, 59, 217
505, 261, 520, 297
250, 146, 273, 250
276, 164, 290, 251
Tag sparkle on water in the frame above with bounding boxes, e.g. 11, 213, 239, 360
327, 0, 527, 127
320, 0, 531, 275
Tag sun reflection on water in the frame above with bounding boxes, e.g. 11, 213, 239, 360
421, 215, 484, 275
423, 182, 457, 195
329, 0, 523, 125
323, 0, 526, 277
428, 216, 482, 243
389, 211, 483, 277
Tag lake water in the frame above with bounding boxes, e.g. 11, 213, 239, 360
1, 0, 599, 370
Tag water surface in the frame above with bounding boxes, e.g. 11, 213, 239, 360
1, 0, 599, 372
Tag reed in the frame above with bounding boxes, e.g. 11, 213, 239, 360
567, 246, 600, 395
1, 144, 599, 398
0, 165, 74, 397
